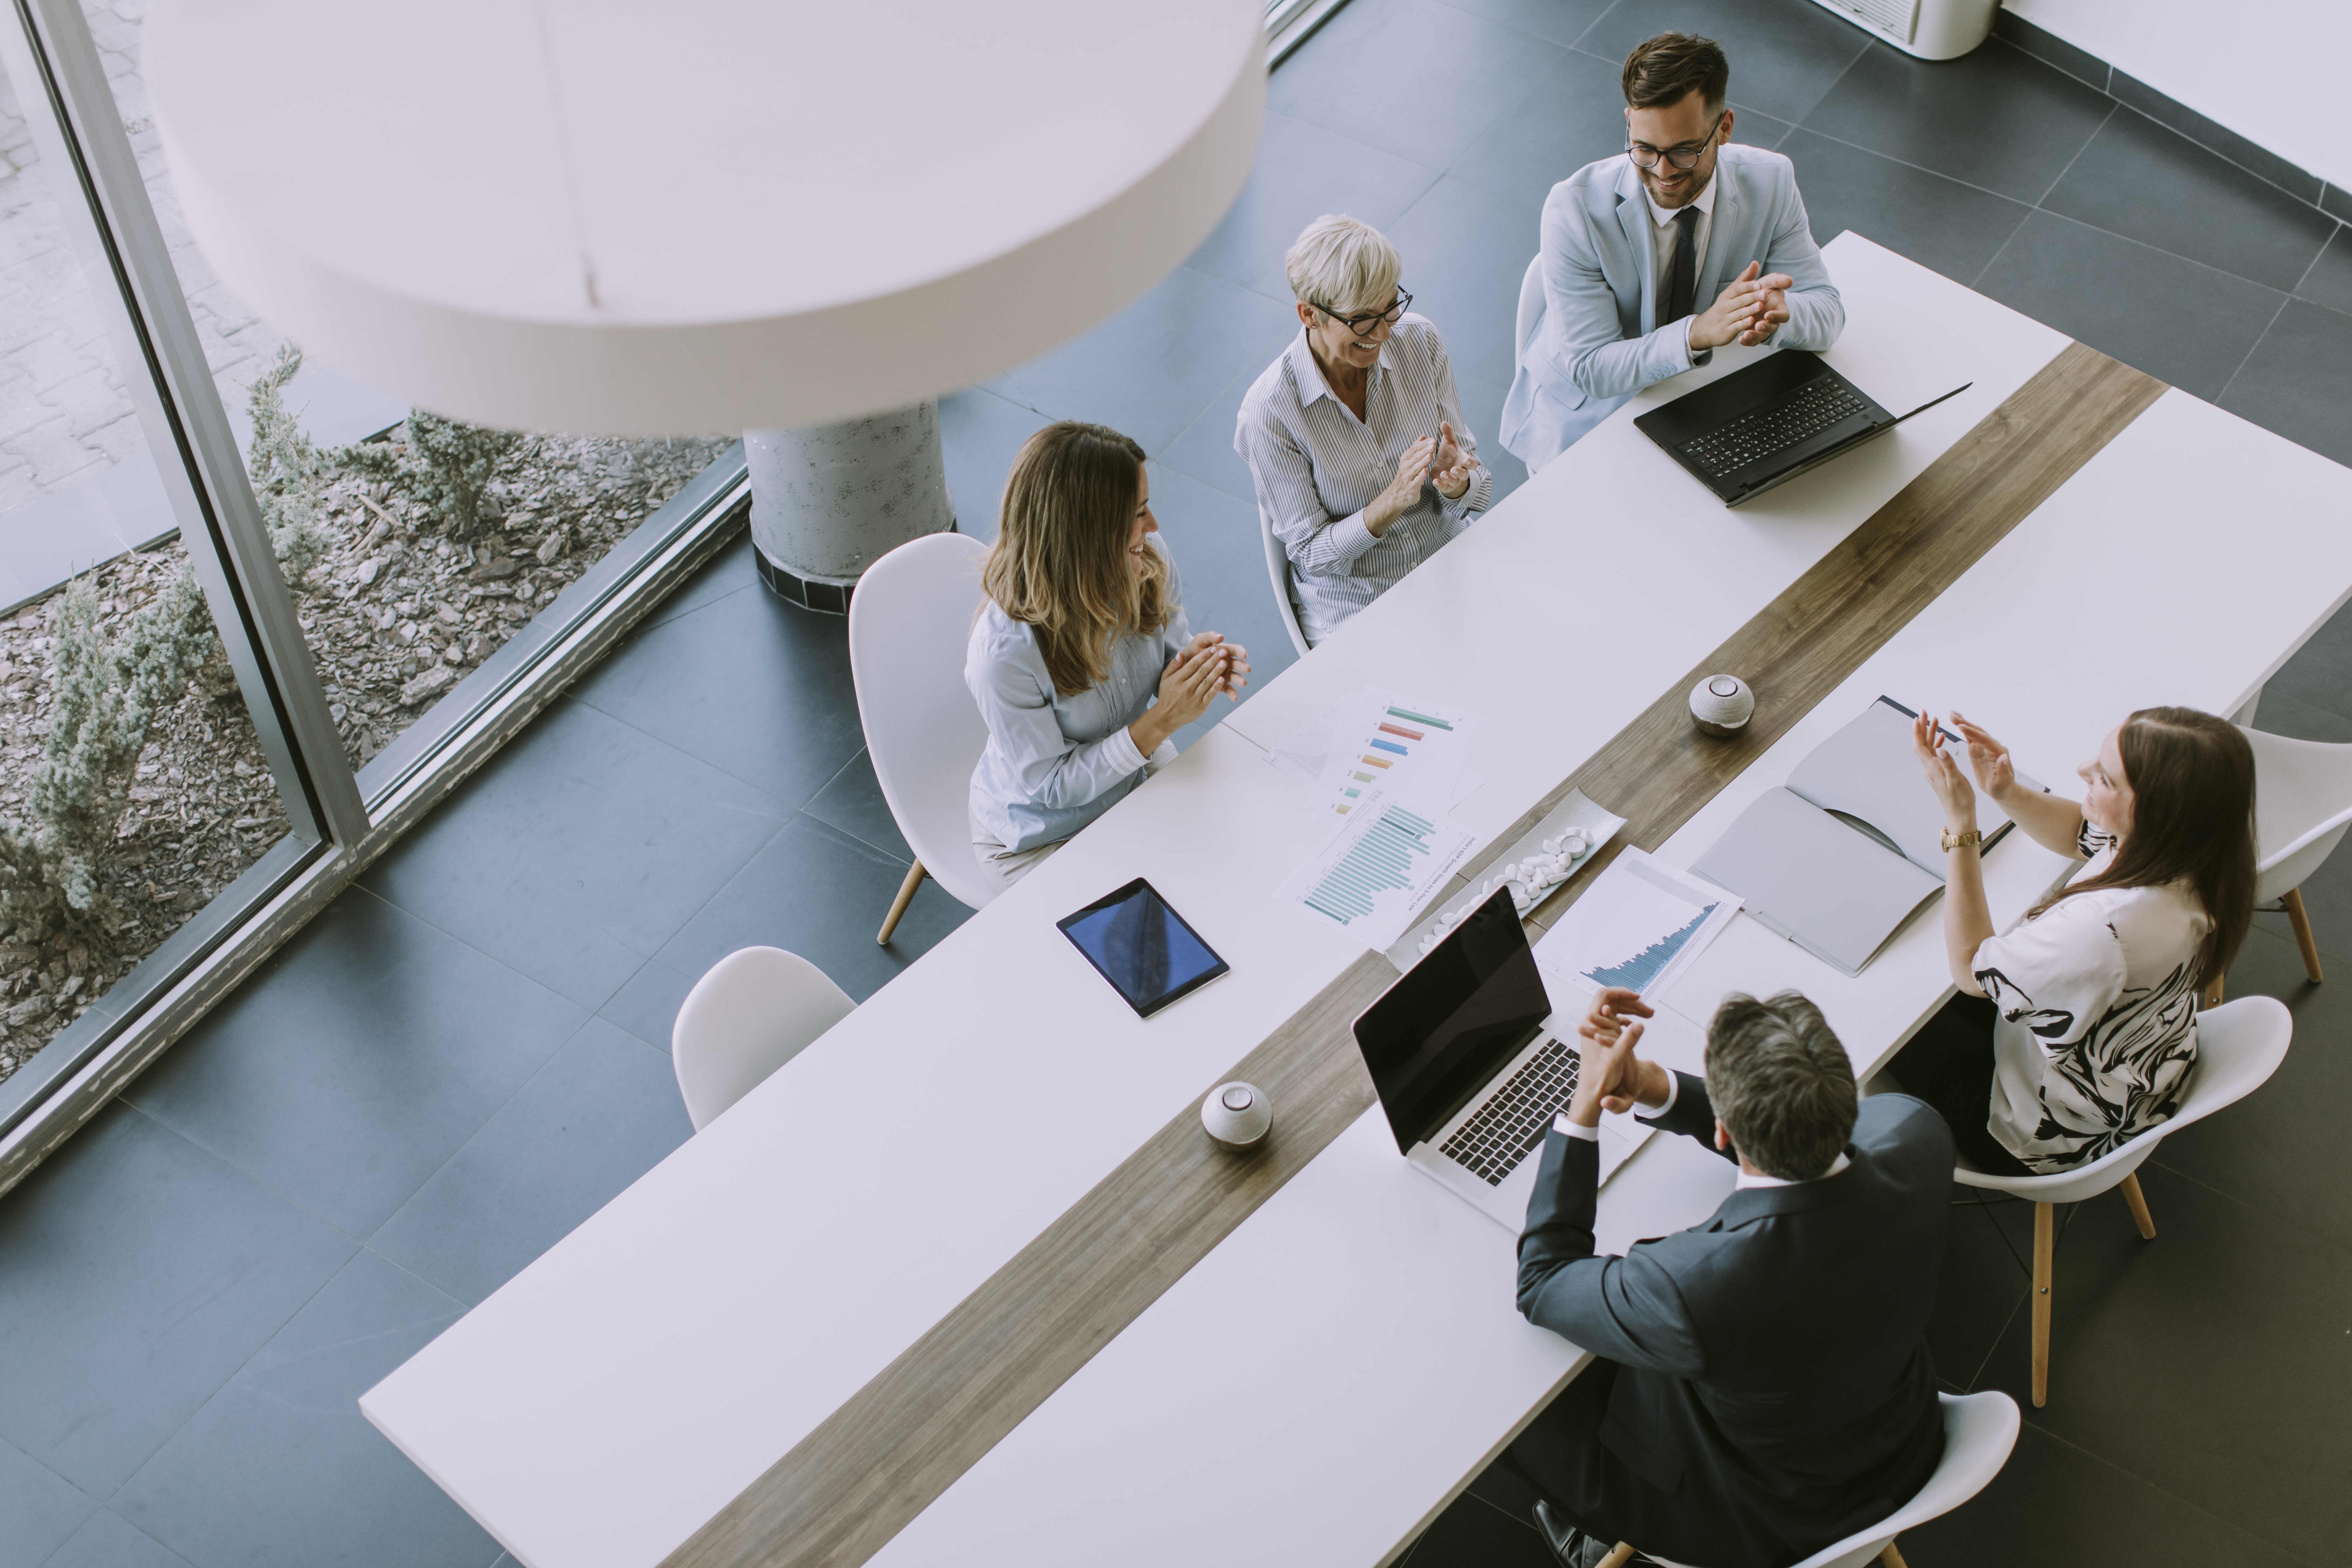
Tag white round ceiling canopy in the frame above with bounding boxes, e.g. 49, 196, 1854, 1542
146, 0, 1266, 434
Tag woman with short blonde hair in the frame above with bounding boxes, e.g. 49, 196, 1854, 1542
965, 422, 1248, 887
1237, 215, 1492, 646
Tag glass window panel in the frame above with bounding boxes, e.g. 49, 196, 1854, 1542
87, 0, 726, 776
0, 41, 289, 1087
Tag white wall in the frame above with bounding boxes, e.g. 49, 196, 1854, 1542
2004, 0, 2352, 195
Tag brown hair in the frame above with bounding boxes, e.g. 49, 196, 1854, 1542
983, 422, 1172, 696
2030, 706, 2256, 990
1622, 32, 1729, 113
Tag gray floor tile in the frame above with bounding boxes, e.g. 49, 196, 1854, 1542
2146, 930, 2339, 1250
1382, 175, 1543, 389
0, 1104, 352, 1496
1782, 129, 2033, 286
596, 955, 700, 1054
938, 386, 1051, 544
1976, 210, 2285, 399
0, 1437, 96, 1568
369, 1022, 691, 1306
2260, 594, 2352, 730
1154, 358, 1265, 506
127, 890, 588, 1240
639, 531, 757, 635
1429, 0, 1610, 49
1184, 110, 1440, 306
1445, 47, 1632, 210
1575, 0, 1869, 126
1266, 0, 1567, 169
2250, 832, 2352, 992
112, 1252, 495, 1568
655, 814, 973, 1003
992, 265, 1299, 457
2295, 226, 2352, 316
803, 749, 914, 863
39, 1511, 195, 1568
1797, 37, 2114, 204
2248, 686, 2352, 745
1925, 1187, 2031, 1393
1972, 1164, 2352, 1562
1896, 1422, 2294, 1568
1151, 459, 1303, 721
2219, 299, 2352, 468
1393, 1481, 1555, 1568
2042, 109, 2338, 294
568, 581, 867, 811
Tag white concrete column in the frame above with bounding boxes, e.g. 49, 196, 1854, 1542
744, 403, 953, 613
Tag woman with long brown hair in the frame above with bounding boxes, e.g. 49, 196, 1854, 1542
965, 421, 1248, 889
1893, 707, 2256, 1175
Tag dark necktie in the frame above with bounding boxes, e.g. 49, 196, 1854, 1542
1665, 206, 1699, 325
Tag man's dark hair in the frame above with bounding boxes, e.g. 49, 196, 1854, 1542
1704, 992, 1856, 1181
1621, 32, 1730, 114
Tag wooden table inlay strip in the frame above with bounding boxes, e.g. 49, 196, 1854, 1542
660, 342, 2164, 1568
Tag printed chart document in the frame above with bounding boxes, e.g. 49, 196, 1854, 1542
1269, 691, 1483, 821
1533, 849, 1741, 999
1275, 793, 1483, 952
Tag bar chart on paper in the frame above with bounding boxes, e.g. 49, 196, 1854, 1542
1310, 690, 1481, 822
1535, 849, 1742, 999
1277, 799, 1481, 950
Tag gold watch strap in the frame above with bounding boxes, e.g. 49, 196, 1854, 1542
1941, 827, 1983, 852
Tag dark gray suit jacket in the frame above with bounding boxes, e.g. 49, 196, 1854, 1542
1517, 1077, 1951, 1566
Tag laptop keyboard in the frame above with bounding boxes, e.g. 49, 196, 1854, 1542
1439, 1036, 1581, 1187
1678, 377, 1870, 478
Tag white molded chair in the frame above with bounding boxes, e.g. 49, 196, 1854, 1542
2236, 724, 2352, 990
847, 531, 1000, 944
671, 947, 855, 1131
1259, 506, 1311, 659
1603, 1391, 2021, 1568
1952, 994, 2291, 1407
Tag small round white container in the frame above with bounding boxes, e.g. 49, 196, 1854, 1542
1688, 674, 1755, 738
1201, 1082, 1274, 1151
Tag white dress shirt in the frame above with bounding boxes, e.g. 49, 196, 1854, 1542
1234, 316, 1493, 646
1646, 170, 1717, 361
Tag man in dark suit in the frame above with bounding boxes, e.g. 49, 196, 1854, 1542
1509, 987, 1951, 1568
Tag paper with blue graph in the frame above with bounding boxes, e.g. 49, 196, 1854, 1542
1532, 848, 1742, 1000
1275, 791, 1484, 951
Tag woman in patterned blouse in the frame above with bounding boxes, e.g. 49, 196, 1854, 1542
1893, 707, 2255, 1175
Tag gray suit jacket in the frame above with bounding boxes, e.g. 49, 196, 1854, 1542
1501, 146, 1843, 471
1516, 1077, 1949, 1567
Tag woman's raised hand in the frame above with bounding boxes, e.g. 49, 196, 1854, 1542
1912, 708, 1977, 832
1151, 636, 1233, 733
1947, 711, 2015, 804
1430, 421, 1473, 500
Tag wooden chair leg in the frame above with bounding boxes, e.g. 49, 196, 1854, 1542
2031, 1200, 2054, 1408
2285, 887, 2324, 983
1881, 1544, 1910, 1568
2119, 1171, 2157, 1240
1596, 1546, 1637, 1568
877, 860, 926, 945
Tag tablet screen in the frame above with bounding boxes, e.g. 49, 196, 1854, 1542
1057, 878, 1229, 1018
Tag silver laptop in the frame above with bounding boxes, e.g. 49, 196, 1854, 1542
1353, 887, 1656, 1231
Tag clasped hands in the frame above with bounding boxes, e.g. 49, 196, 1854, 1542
1692, 260, 1795, 351
1132, 632, 1251, 753
1565, 987, 1675, 1128
1365, 421, 1474, 537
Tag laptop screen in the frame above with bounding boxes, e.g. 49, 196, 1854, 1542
1353, 887, 1554, 1154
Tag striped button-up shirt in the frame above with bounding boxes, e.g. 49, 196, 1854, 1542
1235, 316, 1493, 646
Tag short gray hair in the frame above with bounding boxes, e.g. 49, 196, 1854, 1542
1284, 215, 1402, 316
1704, 992, 1856, 1181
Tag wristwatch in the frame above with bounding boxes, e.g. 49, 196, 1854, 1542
1941, 827, 1983, 853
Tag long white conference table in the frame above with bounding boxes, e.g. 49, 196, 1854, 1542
362, 235, 2352, 1568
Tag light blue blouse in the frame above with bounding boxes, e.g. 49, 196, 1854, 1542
965, 551, 1191, 853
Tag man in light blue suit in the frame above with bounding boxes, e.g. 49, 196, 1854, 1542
1501, 34, 1843, 476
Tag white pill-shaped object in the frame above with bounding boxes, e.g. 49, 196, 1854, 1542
1203, 1082, 1274, 1150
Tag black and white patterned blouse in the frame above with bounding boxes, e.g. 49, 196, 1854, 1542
1972, 825, 2213, 1173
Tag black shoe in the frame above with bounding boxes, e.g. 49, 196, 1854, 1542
1533, 1500, 1596, 1567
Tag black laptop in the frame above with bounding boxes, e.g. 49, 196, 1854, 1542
1634, 349, 1967, 506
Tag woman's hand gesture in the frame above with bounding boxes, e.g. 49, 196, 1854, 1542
1430, 422, 1474, 500
1947, 711, 2015, 806
1912, 708, 1976, 833
1366, 437, 1436, 537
